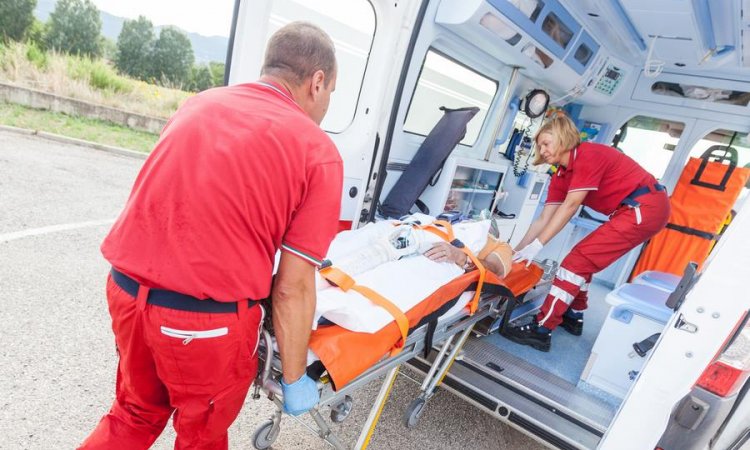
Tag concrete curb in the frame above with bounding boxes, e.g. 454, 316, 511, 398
0, 82, 168, 134
0, 124, 148, 160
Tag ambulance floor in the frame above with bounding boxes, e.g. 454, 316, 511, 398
483, 281, 622, 407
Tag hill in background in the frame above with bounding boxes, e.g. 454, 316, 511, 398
34, 0, 230, 64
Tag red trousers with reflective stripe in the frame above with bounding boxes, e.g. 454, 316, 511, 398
537, 190, 670, 330
79, 275, 262, 450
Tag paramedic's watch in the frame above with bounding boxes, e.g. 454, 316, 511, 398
281, 374, 319, 416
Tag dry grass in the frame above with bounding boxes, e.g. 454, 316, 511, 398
0, 41, 191, 118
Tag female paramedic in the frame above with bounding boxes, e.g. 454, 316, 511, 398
503, 114, 670, 352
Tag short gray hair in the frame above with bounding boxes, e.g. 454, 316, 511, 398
261, 22, 336, 86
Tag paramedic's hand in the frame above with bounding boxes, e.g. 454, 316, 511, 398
425, 241, 465, 265
281, 374, 319, 416
513, 239, 543, 267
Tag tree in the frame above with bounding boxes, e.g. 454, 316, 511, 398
187, 64, 214, 92
209, 61, 226, 87
150, 27, 194, 86
45, 0, 102, 57
115, 16, 154, 80
0, 0, 37, 42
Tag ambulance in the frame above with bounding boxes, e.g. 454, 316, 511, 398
227, 1, 750, 448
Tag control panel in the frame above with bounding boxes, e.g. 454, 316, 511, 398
593, 64, 625, 96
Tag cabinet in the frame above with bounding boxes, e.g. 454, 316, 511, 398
418, 157, 510, 220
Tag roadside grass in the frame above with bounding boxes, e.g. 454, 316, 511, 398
0, 41, 191, 118
0, 102, 158, 153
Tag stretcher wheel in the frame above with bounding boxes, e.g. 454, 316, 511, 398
252, 419, 280, 450
330, 395, 353, 423
403, 397, 426, 428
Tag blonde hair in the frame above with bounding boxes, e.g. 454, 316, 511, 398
532, 114, 581, 165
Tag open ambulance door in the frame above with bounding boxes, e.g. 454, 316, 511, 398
598, 203, 750, 449
225, 0, 428, 230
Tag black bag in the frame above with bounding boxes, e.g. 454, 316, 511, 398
379, 106, 479, 219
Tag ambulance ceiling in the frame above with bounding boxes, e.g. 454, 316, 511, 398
565, 0, 749, 77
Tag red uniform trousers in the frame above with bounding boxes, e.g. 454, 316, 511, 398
536, 189, 670, 330
79, 274, 263, 450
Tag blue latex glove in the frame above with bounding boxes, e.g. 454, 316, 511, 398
281, 374, 319, 416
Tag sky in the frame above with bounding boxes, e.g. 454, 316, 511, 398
90, 0, 235, 37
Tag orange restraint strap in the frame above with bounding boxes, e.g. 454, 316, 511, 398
417, 221, 486, 314
318, 266, 409, 356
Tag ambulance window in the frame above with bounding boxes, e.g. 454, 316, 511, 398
264, 0, 375, 133
688, 130, 750, 167
403, 50, 498, 146
611, 116, 685, 179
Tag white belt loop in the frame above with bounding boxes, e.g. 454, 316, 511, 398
634, 206, 642, 225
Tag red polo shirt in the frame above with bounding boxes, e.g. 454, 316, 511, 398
102, 82, 343, 301
546, 142, 655, 215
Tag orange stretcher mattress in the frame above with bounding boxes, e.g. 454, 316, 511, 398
632, 156, 750, 279
309, 262, 543, 389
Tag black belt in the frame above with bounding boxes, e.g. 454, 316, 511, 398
111, 268, 255, 313
621, 183, 667, 207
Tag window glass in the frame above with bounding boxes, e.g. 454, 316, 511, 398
403, 51, 498, 146
266, 0, 375, 133
612, 116, 685, 179
542, 12, 573, 48
688, 130, 750, 166
651, 82, 750, 107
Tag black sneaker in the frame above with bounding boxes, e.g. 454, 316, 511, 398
501, 322, 551, 352
560, 313, 583, 336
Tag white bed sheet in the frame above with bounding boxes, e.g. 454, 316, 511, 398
314, 216, 490, 334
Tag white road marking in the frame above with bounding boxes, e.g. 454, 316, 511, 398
0, 219, 115, 243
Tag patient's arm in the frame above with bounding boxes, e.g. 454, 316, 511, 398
273, 252, 316, 383
424, 237, 512, 277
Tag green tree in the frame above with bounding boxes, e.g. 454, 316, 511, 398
209, 61, 225, 87
150, 27, 194, 86
0, 0, 37, 42
45, 0, 102, 57
187, 64, 213, 92
115, 16, 154, 80
25, 19, 47, 49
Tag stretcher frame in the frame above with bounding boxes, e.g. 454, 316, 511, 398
249, 292, 507, 450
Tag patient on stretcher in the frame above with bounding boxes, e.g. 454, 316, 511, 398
312, 214, 513, 334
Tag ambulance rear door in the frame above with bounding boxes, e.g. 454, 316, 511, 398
225, 0, 428, 229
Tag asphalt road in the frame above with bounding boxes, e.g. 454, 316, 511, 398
0, 130, 547, 450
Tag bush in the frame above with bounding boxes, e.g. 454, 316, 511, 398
25, 19, 46, 49
67, 56, 132, 94
25, 41, 47, 69
89, 62, 131, 93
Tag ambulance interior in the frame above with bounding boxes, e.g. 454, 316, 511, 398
364, 0, 750, 446
250, 0, 750, 447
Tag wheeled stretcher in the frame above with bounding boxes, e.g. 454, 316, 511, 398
249, 219, 543, 449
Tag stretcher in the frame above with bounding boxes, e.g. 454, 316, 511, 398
248, 218, 543, 449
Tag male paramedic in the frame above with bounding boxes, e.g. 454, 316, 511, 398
79, 22, 342, 449
503, 114, 670, 352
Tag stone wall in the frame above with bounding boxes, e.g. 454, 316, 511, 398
0, 82, 167, 134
